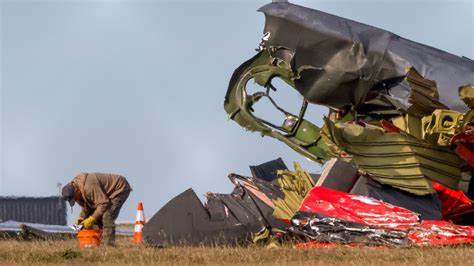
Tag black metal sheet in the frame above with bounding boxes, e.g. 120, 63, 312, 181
246, 190, 289, 231
258, 2, 474, 112
316, 159, 359, 192
249, 157, 288, 182
211, 190, 266, 233
350, 175, 442, 220
142, 189, 248, 247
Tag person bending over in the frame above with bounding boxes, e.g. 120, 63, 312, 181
62, 172, 132, 246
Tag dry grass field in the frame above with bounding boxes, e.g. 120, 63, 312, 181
0, 238, 473, 265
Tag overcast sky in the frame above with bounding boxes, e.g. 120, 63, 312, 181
1, 0, 473, 222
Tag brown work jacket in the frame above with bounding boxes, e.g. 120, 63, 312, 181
72, 172, 132, 220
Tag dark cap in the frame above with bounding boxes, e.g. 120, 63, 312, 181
62, 182, 76, 207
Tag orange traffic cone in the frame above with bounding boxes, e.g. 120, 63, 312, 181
133, 202, 145, 244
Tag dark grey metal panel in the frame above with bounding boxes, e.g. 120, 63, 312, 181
249, 157, 288, 182
0, 197, 67, 225
258, 2, 474, 112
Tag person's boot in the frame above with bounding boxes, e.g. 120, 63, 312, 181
102, 226, 116, 247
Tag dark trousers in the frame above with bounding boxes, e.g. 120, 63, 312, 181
99, 190, 131, 246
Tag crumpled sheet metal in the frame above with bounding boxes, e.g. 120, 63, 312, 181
258, 2, 474, 112
227, 174, 291, 232
323, 120, 465, 195
408, 220, 474, 245
142, 189, 251, 247
272, 162, 316, 221
293, 186, 474, 247
290, 213, 410, 247
228, 173, 293, 232
208, 190, 267, 234
229, 161, 317, 224
431, 181, 474, 221
350, 175, 442, 221
298, 187, 420, 229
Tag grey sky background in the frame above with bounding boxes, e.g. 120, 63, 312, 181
0, 0, 473, 222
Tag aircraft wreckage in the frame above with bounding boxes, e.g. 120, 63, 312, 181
143, 2, 474, 247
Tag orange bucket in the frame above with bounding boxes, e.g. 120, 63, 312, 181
77, 229, 102, 248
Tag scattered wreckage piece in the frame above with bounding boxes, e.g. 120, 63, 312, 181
142, 189, 251, 247
227, 173, 289, 232
408, 220, 474, 245
298, 187, 420, 230
322, 120, 465, 195
307, 158, 444, 220
249, 157, 288, 182
304, 158, 444, 220
290, 213, 410, 247
232, 161, 320, 223
432, 181, 474, 223
208, 190, 266, 235
350, 176, 442, 220
19, 224, 71, 241
314, 158, 359, 192
271, 162, 316, 221
291, 186, 474, 246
